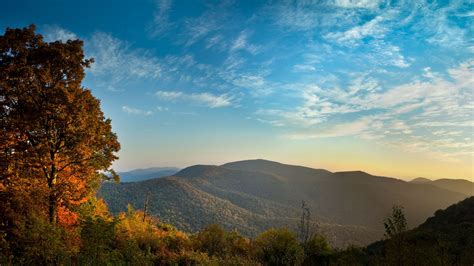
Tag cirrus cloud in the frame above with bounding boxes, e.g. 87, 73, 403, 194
155, 90, 233, 108
122, 106, 153, 116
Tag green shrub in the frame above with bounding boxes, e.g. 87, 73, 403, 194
193, 224, 252, 260
14, 214, 73, 265
254, 228, 304, 266
79, 217, 121, 264
302, 234, 332, 265
193, 224, 227, 257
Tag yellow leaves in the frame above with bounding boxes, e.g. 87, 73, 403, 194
175, 231, 189, 240
76, 196, 113, 224
92, 198, 111, 219
114, 207, 194, 256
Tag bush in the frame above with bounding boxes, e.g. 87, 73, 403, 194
192, 224, 228, 257
79, 217, 121, 264
302, 234, 332, 265
225, 230, 252, 258
156, 223, 192, 252
331, 246, 367, 266
217, 255, 260, 266
114, 206, 162, 263
193, 224, 252, 260
14, 214, 73, 265
254, 228, 304, 266
176, 250, 215, 265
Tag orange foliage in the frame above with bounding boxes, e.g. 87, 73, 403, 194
0, 25, 120, 231
57, 206, 79, 228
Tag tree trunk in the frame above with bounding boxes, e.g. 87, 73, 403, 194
47, 169, 57, 223
49, 193, 56, 223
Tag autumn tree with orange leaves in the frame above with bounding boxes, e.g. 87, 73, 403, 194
0, 24, 120, 234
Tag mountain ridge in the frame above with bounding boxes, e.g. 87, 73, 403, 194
118, 167, 180, 182
101, 159, 470, 247
410, 176, 473, 196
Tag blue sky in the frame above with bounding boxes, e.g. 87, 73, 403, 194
1, 0, 473, 180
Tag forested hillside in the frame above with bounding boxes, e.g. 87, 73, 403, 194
100, 159, 469, 247
365, 196, 474, 265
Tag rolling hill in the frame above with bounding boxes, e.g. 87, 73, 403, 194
99, 159, 469, 247
410, 177, 473, 196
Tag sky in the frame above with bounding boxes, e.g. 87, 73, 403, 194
1, 0, 473, 181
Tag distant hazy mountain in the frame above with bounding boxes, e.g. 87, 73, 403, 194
100, 159, 468, 247
118, 167, 180, 182
411, 177, 432, 184
410, 177, 473, 196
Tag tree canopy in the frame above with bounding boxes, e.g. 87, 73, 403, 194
0, 25, 120, 231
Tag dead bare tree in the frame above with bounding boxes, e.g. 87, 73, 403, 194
143, 190, 150, 222
298, 200, 319, 243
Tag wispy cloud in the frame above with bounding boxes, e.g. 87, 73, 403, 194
293, 64, 316, 72
205, 34, 224, 49
122, 106, 153, 116
40, 27, 163, 91
267, 1, 322, 30
267, 0, 384, 32
42, 25, 78, 42
86, 32, 162, 90
456, 10, 474, 17
332, 0, 383, 9
227, 73, 271, 95
347, 74, 380, 95
155, 90, 233, 108
413, 1, 470, 48
181, 2, 232, 46
259, 60, 473, 162
184, 18, 220, 46
156, 106, 169, 111
286, 117, 373, 139
87, 32, 161, 79
230, 31, 247, 51
257, 84, 362, 127
324, 15, 388, 45
230, 30, 260, 54
154, 91, 183, 100
369, 40, 411, 68
149, 0, 173, 37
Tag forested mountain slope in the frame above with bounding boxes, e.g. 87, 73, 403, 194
366, 197, 474, 264
100, 159, 468, 247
